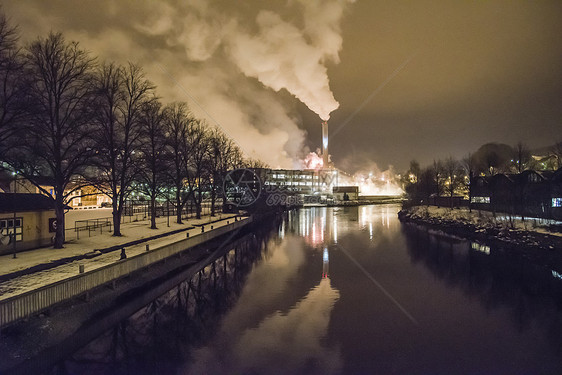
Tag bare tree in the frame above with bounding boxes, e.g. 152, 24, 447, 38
462, 153, 477, 211
206, 128, 243, 216
512, 141, 531, 173
443, 156, 461, 207
8, 33, 96, 248
0, 11, 26, 162
162, 102, 192, 224
551, 140, 562, 170
432, 160, 444, 198
185, 119, 210, 219
90, 62, 154, 236
243, 158, 269, 169
137, 99, 166, 229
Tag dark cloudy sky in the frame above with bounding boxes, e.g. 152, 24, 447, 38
3, 0, 562, 172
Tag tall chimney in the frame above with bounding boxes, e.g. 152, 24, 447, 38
322, 121, 329, 168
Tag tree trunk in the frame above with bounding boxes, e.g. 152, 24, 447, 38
175, 187, 183, 224
196, 190, 202, 219
210, 188, 216, 217
54, 193, 65, 248
112, 199, 122, 236
150, 195, 157, 229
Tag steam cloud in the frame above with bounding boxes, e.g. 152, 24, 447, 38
4, 0, 352, 168
228, 1, 344, 121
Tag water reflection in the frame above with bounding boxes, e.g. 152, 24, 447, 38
403, 223, 562, 350
186, 220, 341, 374
42, 205, 562, 374
287, 205, 400, 248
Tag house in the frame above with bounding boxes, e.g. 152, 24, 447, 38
551, 168, 562, 220
468, 167, 562, 219
470, 175, 491, 208
0, 193, 58, 254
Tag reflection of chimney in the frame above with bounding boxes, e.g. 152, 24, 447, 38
322, 121, 329, 168
322, 247, 329, 278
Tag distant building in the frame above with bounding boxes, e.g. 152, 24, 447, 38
470, 168, 562, 220
2, 175, 111, 209
332, 186, 359, 201
253, 168, 338, 195
0, 193, 59, 254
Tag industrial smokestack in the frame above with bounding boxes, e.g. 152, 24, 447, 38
322, 121, 329, 168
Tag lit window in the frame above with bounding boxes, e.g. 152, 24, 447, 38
471, 196, 490, 204
0, 217, 23, 242
553, 198, 562, 208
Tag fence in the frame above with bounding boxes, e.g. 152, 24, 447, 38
68, 201, 223, 240
0, 215, 251, 330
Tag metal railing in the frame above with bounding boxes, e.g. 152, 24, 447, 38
0, 215, 250, 330
68, 201, 224, 240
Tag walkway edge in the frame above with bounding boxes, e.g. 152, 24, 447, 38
0, 216, 252, 330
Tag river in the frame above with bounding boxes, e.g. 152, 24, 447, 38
48, 204, 562, 374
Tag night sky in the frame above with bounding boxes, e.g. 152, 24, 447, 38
3, 0, 562, 172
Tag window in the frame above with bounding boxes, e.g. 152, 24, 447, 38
471, 196, 490, 204
553, 198, 562, 208
0, 217, 23, 242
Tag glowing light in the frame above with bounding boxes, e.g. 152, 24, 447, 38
471, 242, 490, 255
333, 216, 338, 243
337, 169, 403, 196
302, 151, 323, 170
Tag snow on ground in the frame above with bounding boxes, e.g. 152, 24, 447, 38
407, 206, 562, 237
65, 208, 114, 230
0, 213, 241, 301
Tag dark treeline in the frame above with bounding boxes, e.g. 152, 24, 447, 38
0, 12, 266, 248
403, 141, 562, 205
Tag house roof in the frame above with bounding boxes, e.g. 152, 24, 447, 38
0, 193, 61, 212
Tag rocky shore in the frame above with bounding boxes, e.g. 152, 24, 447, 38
398, 206, 562, 253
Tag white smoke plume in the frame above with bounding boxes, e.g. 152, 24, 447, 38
228, 3, 343, 121
4, 0, 352, 168
133, 0, 352, 159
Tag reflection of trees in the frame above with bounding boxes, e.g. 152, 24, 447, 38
402, 223, 562, 353
57, 225, 276, 375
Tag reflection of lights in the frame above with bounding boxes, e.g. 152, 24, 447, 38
322, 247, 329, 278
369, 223, 373, 240
552, 270, 562, 280
333, 216, 338, 243
471, 242, 490, 255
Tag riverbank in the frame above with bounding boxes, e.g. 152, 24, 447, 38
398, 205, 562, 252
0, 213, 259, 374
0, 213, 248, 327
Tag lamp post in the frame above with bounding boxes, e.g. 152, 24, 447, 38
12, 171, 17, 259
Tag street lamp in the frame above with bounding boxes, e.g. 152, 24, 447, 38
12, 171, 17, 259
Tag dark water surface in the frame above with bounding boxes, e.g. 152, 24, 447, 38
52, 205, 562, 374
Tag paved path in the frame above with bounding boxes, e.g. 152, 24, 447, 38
0, 212, 240, 301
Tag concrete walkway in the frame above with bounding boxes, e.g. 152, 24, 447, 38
0, 212, 241, 301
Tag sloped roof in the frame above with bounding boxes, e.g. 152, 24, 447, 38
0, 193, 58, 212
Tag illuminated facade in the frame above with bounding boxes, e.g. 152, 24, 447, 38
253, 168, 339, 195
